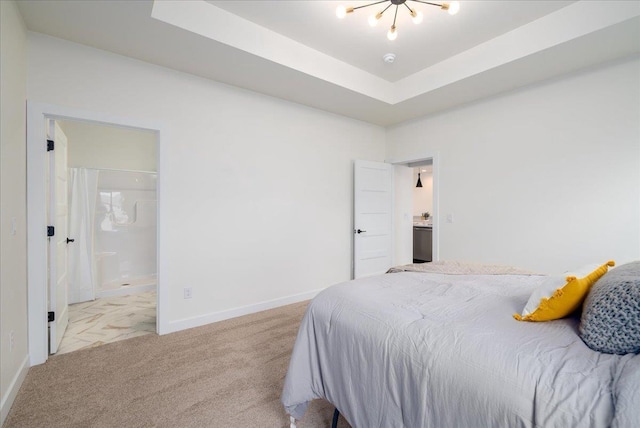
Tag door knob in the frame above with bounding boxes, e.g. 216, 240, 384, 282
66, 238, 75, 244
355, 229, 366, 234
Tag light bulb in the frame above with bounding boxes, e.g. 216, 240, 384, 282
448, 1, 460, 15
411, 10, 423, 24
387, 25, 397, 41
368, 11, 383, 27
336, 5, 347, 19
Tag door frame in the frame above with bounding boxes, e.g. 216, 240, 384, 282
388, 152, 440, 263
26, 101, 167, 366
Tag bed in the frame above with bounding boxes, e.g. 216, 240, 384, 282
281, 261, 640, 427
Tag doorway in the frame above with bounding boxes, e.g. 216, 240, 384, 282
412, 163, 433, 263
55, 119, 158, 355
27, 102, 166, 366
390, 153, 439, 267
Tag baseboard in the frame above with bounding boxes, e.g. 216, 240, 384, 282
0, 354, 29, 426
165, 288, 323, 334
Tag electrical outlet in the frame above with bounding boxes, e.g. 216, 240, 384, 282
9, 330, 15, 352
11, 217, 17, 235
446, 213, 454, 223
183, 287, 193, 299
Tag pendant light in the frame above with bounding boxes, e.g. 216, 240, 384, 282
416, 172, 423, 188
336, 0, 460, 41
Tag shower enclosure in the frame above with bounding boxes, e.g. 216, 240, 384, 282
68, 168, 157, 303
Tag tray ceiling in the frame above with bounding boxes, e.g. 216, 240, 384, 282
17, 0, 640, 126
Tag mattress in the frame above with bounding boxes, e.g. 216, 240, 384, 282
282, 271, 640, 427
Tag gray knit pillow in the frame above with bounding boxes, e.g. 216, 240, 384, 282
579, 261, 640, 355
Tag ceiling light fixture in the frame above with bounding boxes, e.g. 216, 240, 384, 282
336, 0, 460, 41
416, 172, 423, 188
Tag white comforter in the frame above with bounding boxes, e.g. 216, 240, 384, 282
282, 271, 640, 427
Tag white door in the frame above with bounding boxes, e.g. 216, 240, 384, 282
353, 160, 393, 278
47, 120, 70, 354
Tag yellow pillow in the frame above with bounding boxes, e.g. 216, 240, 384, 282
514, 261, 615, 322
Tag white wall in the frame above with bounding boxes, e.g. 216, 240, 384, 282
27, 33, 386, 329
59, 120, 157, 172
387, 57, 640, 274
0, 0, 30, 424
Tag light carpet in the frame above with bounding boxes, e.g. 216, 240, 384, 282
4, 301, 350, 428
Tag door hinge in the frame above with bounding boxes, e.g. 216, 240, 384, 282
48, 311, 55, 322
47, 226, 55, 237
47, 139, 54, 151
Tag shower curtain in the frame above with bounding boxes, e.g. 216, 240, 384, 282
68, 168, 99, 304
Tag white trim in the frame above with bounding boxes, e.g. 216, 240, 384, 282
82, 167, 157, 174
0, 355, 29, 426
27, 103, 48, 366
387, 152, 440, 262
26, 101, 167, 365
165, 288, 322, 334
386, 154, 436, 165
390, 166, 397, 267
432, 155, 440, 261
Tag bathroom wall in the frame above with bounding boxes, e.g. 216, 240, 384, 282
62, 119, 158, 303
413, 167, 433, 218
95, 170, 157, 288
59, 120, 156, 172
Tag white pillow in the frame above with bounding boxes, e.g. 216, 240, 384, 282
520, 264, 602, 317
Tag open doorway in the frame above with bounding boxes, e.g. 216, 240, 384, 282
27, 102, 165, 366
352, 156, 438, 276
54, 119, 158, 355
390, 154, 439, 267
412, 163, 433, 263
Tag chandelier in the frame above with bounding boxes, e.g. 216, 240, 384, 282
336, 0, 460, 41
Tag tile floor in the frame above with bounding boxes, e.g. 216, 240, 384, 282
56, 291, 156, 355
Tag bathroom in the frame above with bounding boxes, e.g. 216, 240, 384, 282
413, 164, 433, 263
58, 119, 158, 354
91, 169, 157, 298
